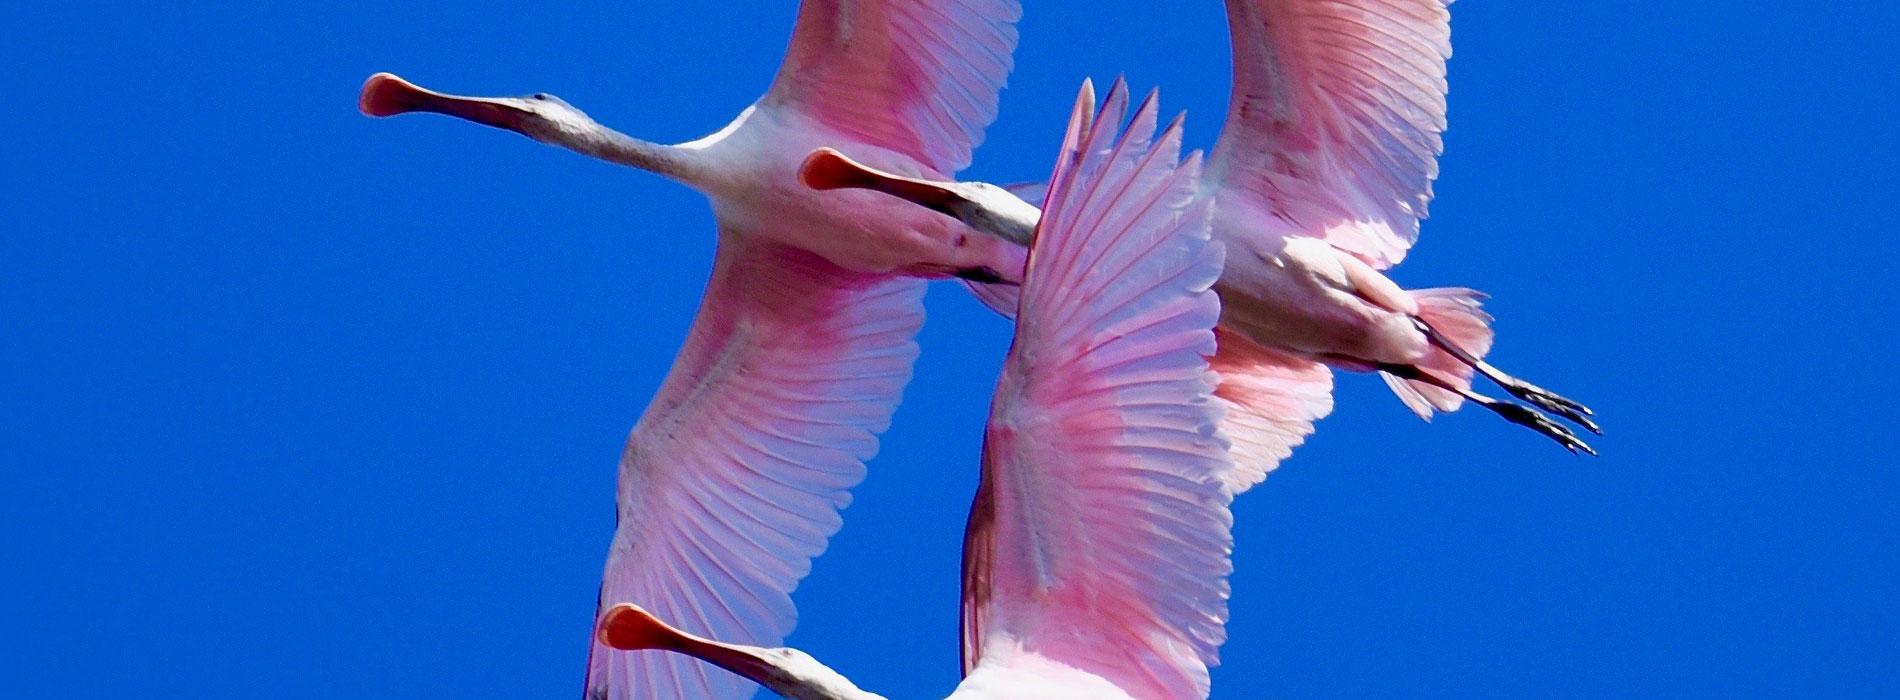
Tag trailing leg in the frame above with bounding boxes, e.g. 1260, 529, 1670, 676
1380, 363, 1597, 456
1413, 314, 1600, 435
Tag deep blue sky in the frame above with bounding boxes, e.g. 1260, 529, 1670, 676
4, 2, 1897, 697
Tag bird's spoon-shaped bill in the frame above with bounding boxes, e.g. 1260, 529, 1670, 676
358, 72, 538, 133
596, 604, 885, 700
800, 148, 1040, 247
596, 604, 783, 684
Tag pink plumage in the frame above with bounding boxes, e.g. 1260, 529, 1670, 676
1208, 0, 1454, 270
954, 80, 1233, 700
1208, 329, 1334, 492
765, 0, 1022, 175
585, 237, 924, 700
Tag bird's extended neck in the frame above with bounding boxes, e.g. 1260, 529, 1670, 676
566, 128, 702, 182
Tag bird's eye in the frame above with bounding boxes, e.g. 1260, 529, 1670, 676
531, 93, 551, 101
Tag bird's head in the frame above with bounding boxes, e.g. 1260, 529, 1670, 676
358, 72, 602, 146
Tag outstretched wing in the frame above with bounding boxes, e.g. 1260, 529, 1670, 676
585, 231, 925, 700
760, 0, 1022, 174
1207, 0, 1454, 269
952, 81, 1234, 700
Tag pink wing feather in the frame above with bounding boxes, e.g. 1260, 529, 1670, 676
762, 0, 1022, 174
1207, 0, 1454, 269
1208, 329, 1334, 493
952, 81, 1234, 700
584, 232, 924, 700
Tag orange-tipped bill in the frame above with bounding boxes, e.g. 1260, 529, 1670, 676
799, 148, 966, 218
800, 147, 1042, 249
358, 72, 534, 133
596, 604, 787, 688
596, 603, 691, 652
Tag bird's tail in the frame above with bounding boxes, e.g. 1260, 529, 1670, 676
1382, 288, 1494, 418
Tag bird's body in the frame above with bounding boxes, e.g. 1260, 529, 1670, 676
1213, 223, 1427, 367
1192, 0, 1536, 465
805, 0, 1598, 478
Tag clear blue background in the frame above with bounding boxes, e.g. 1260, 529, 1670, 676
4, 2, 1896, 697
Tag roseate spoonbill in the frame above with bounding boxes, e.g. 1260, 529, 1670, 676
802, 0, 1598, 487
357, 3, 1024, 698
597, 79, 1234, 700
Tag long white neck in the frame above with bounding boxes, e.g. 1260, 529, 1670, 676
727, 647, 887, 700
565, 127, 701, 182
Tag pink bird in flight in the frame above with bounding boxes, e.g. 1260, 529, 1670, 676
360, 1, 1027, 697
596, 79, 1236, 700
806, 0, 1600, 484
